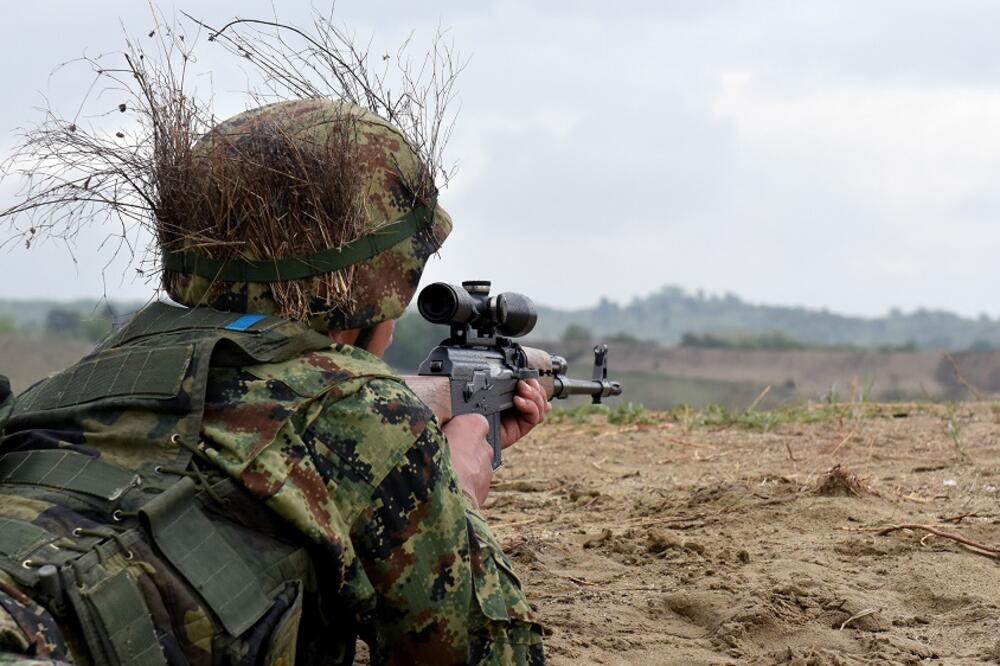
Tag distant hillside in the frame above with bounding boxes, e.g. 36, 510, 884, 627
3, 286, 999, 357
0, 299, 144, 333
0, 335, 94, 393
529, 286, 1000, 351
3, 291, 999, 409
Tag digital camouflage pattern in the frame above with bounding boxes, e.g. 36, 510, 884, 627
0, 96, 540, 663
0, 311, 543, 665
198, 342, 544, 664
0, 575, 69, 663
165, 99, 453, 333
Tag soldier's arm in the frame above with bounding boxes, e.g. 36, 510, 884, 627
340, 380, 544, 665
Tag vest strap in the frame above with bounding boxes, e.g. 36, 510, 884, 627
59, 553, 168, 666
0, 517, 55, 561
83, 570, 168, 666
0, 451, 140, 502
139, 477, 271, 636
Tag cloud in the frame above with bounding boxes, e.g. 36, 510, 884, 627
3, 1, 1000, 318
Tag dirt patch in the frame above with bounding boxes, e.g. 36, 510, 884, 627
483, 402, 1000, 664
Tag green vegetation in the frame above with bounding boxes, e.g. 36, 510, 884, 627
561, 324, 593, 342
383, 310, 441, 371
548, 403, 610, 425
44, 307, 115, 342
550, 399, 904, 432
0, 299, 139, 342
533, 286, 1000, 351
679, 331, 921, 353
680, 331, 808, 351
607, 402, 655, 425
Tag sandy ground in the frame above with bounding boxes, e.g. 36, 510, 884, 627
483, 403, 1000, 665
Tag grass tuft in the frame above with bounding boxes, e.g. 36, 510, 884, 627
549, 400, 904, 431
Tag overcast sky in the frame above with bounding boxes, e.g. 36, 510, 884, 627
2, 1, 999, 317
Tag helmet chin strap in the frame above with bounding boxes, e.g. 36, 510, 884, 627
353, 326, 377, 352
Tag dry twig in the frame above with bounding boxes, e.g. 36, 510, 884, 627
943, 352, 986, 400
1, 8, 463, 306
839, 608, 879, 631
747, 385, 771, 411
876, 523, 1000, 558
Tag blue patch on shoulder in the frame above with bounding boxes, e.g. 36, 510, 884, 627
225, 314, 267, 332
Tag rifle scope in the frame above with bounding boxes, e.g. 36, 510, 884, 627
417, 281, 538, 338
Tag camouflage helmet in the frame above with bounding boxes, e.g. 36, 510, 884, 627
161, 99, 452, 332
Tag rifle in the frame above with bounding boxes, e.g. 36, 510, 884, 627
403, 281, 623, 469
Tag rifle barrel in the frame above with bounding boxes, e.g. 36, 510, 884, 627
553, 376, 623, 402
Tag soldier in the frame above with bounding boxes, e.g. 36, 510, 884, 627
0, 100, 547, 664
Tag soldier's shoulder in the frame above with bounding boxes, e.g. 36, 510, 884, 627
204, 344, 432, 490
241, 343, 402, 399
306, 373, 437, 488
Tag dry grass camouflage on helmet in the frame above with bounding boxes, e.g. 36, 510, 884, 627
162, 99, 452, 331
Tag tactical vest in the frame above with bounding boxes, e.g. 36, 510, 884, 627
0, 375, 11, 434
0, 302, 338, 665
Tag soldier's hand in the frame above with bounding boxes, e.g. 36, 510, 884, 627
441, 414, 493, 508
500, 379, 551, 448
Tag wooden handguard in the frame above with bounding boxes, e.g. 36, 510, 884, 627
521, 346, 556, 399
402, 345, 555, 425
401, 375, 453, 424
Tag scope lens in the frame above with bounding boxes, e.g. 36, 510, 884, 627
417, 283, 459, 323
417, 282, 477, 326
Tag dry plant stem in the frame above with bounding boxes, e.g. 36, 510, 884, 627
828, 426, 858, 457
785, 441, 797, 462
940, 511, 979, 524
943, 352, 986, 400
492, 517, 541, 530
747, 385, 771, 411
1, 8, 462, 296
877, 523, 1000, 558
184, 12, 465, 190
839, 608, 879, 631
694, 448, 750, 462
660, 434, 710, 449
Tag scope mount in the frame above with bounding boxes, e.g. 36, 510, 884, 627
448, 281, 496, 345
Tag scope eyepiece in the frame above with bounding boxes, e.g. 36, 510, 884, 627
416, 281, 538, 339
496, 292, 537, 337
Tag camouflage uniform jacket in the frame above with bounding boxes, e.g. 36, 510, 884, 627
0, 307, 543, 665
198, 341, 545, 664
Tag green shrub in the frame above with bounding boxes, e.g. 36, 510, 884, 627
607, 401, 655, 425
